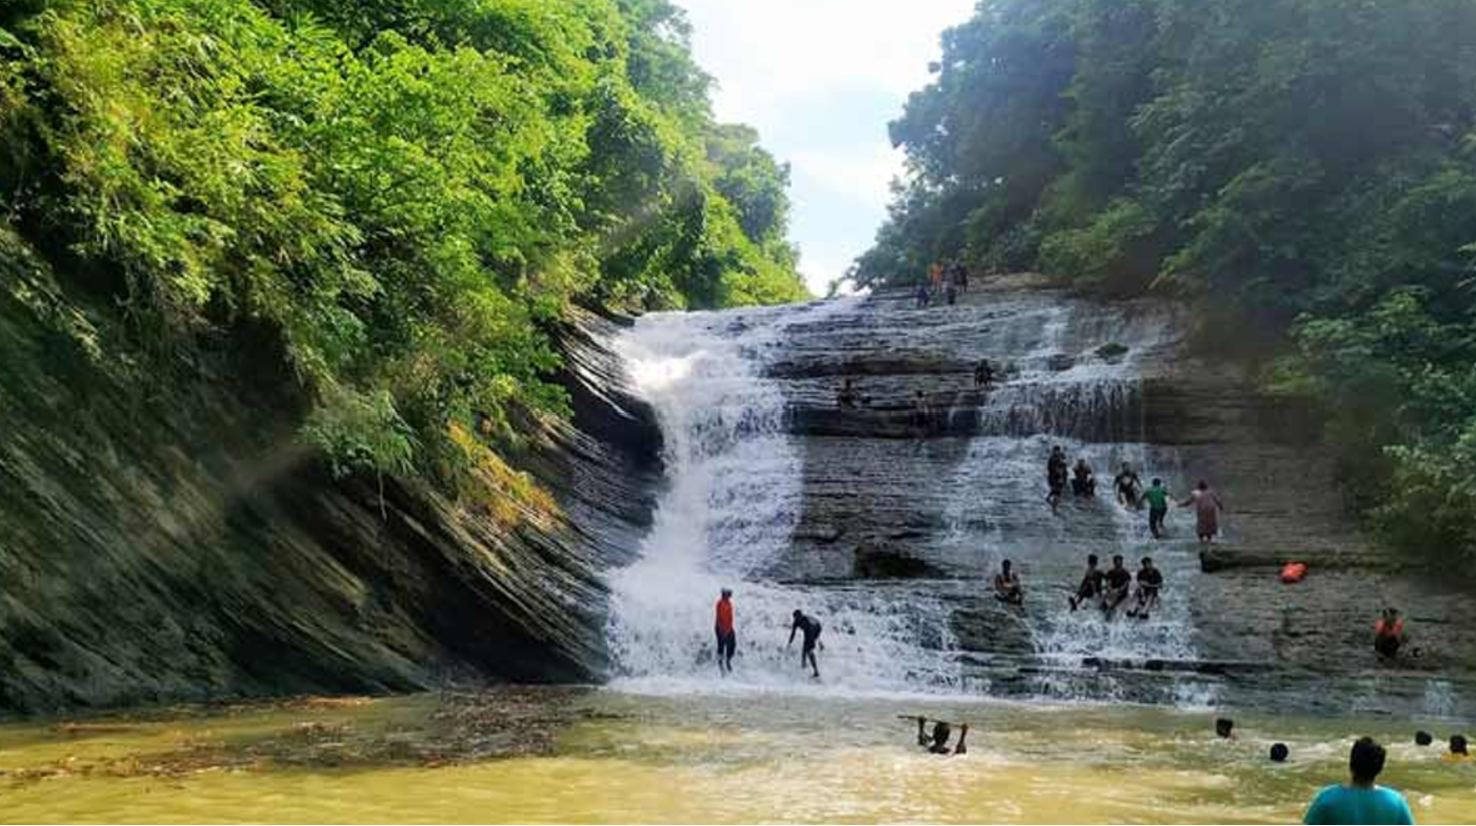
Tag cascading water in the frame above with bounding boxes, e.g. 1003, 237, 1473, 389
607, 302, 962, 694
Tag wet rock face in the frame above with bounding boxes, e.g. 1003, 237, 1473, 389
763, 277, 1476, 714
0, 237, 660, 714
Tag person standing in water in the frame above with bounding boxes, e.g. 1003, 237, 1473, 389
1069, 554, 1105, 611
1114, 463, 1143, 508
788, 609, 824, 679
1071, 458, 1097, 497
994, 559, 1024, 606
714, 589, 736, 675
1303, 737, 1415, 824
1180, 480, 1225, 543
1047, 446, 1069, 509
1143, 478, 1171, 538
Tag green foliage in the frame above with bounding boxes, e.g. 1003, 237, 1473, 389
862, 0, 1476, 563
0, 0, 804, 485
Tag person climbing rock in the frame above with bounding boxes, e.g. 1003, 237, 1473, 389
910, 390, 933, 437
1374, 607, 1407, 660
837, 378, 865, 410
1180, 480, 1224, 543
1114, 463, 1143, 508
916, 717, 969, 755
1126, 557, 1163, 620
1071, 458, 1097, 497
788, 609, 824, 678
1143, 478, 1171, 538
1102, 555, 1132, 615
974, 359, 996, 391
994, 559, 1024, 606
714, 588, 736, 675
1303, 737, 1415, 824
1069, 554, 1105, 611
1047, 446, 1069, 508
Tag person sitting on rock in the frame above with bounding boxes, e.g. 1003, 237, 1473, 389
993, 559, 1024, 606
1127, 557, 1164, 620
916, 717, 968, 755
1069, 554, 1105, 611
1102, 554, 1132, 616
837, 378, 866, 410
1071, 458, 1097, 497
1114, 463, 1143, 508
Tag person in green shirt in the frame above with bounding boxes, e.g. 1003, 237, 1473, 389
1304, 737, 1416, 825
1143, 478, 1171, 538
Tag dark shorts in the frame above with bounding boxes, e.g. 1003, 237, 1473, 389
802, 637, 819, 655
716, 630, 736, 658
1375, 635, 1401, 658
1149, 505, 1167, 524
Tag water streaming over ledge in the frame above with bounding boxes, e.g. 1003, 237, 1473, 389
605, 286, 1476, 717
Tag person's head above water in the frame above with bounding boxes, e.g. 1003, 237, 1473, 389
1270, 743, 1290, 763
1416, 731, 1434, 746
932, 721, 952, 748
1452, 734, 1469, 755
1215, 718, 1234, 738
1350, 737, 1387, 786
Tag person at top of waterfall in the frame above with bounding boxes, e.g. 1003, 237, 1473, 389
1179, 480, 1224, 543
788, 610, 824, 678
1102, 554, 1132, 614
1047, 446, 1069, 507
837, 378, 864, 410
994, 559, 1024, 606
1143, 478, 1171, 539
714, 589, 736, 676
1114, 464, 1143, 508
1302, 737, 1415, 825
1374, 607, 1408, 660
1126, 557, 1164, 620
1069, 554, 1106, 611
974, 359, 996, 391
949, 260, 969, 294
916, 717, 969, 756
1071, 458, 1097, 497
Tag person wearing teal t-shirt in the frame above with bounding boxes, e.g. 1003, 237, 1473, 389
1304, 737, 1416, 825
1143, 478, 1171, 538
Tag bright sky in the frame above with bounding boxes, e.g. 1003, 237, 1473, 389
677, 0, 978, 294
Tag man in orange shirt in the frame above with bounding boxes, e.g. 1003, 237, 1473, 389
715, 589, 736, 675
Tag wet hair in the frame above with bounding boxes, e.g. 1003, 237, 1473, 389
793, 609, 803, 620
1415, 731, 1434, 747
1087, 554, 1099, 565
1452, 734, 1469, 755
1197, 480, 1209, 490
1112, 554, 1125, 566
1152, 478, 1162, 486
1215, 718, 1234, 739
1001, 559, 1013, 570
1141, 557, 1154, 566
721, 588, 732, 598
1350, 737, 1387, 784
1270, 743, 1289, 763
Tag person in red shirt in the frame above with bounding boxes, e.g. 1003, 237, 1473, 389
714, 589, 736, 675
1374, 607, 1407, 659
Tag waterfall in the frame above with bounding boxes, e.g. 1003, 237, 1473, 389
607, 302, 962, 695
